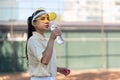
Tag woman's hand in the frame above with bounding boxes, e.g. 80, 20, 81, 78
50, 27, 62, 40
57, 67, 71, 76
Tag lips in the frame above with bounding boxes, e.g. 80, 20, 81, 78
45, 24, 49, 28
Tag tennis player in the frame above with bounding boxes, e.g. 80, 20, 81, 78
26, 8, 70, 80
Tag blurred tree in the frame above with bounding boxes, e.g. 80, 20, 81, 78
0, 32, 26, 73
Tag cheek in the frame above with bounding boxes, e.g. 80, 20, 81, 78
34, 23, 42, 29
36, 22, 42, 27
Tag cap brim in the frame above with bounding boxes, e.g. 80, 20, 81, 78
48, 12, 56, 21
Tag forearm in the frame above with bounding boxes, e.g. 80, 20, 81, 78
41, 38, 54, 65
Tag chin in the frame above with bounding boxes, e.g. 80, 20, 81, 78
44, 28, 48, 31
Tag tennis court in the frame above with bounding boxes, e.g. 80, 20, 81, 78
0, 69, 120, 80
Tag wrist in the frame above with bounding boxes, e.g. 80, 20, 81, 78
57, 67, 61, 72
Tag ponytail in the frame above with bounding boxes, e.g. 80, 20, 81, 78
26, 16, 35, 61
27, 16, 36, 40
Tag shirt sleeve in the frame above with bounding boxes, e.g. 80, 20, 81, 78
28, 38, 45, 61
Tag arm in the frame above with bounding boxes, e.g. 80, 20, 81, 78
41, 38, 54, 65
41, 28, 61, 65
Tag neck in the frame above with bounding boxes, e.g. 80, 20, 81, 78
36, 30, 45, 36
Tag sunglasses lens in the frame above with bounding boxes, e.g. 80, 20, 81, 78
37, 15, 49, 22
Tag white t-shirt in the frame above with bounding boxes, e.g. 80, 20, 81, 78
27, 32, 57, 77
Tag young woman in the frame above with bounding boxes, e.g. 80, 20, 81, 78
26, 8, 70, 80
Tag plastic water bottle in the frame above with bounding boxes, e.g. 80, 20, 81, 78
50, 22, 64, 45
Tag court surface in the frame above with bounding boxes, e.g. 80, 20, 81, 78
0, 69, 120, 80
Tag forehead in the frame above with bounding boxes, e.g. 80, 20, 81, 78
38, 14, 48, 18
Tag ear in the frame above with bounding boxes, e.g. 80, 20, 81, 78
32, 21, 37, 27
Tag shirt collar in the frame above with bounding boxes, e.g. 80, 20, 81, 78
32, 31, 46, 41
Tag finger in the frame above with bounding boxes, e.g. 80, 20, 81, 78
55, 31, 61, 36
64, 69, 70, 76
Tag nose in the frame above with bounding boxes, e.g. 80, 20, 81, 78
45, 19, 49, 22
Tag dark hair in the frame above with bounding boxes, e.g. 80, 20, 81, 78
25, 9, 45, 60
27, 16, 36, 40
